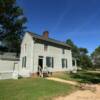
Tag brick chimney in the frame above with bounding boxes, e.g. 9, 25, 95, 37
43, 31, 49, 39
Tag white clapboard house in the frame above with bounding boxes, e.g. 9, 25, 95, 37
19, 31, 77, 77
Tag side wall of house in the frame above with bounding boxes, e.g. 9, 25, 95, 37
19, 32, 34, 76
33, 41, 73, 73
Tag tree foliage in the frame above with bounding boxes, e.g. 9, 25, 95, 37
66, 39, 80, 58
0, 0, 27, 53
91, 46, 100, 67
66, 39, 92, 68
79, 48, 88, 55
79, 48, 92, 68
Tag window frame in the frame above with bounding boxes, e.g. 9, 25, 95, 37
72, 60, 75, 66
62, 49, 65, 54
46, 56, 54, 68
44, 44, 48, 51
62, 58, 67, 68
22, 56, 26, 68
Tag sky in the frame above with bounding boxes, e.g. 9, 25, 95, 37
17, 0, 100, 54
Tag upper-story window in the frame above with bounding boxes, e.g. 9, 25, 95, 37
62, 49, 65, 54
25, 44, 27, 52
44, 44, 48, 51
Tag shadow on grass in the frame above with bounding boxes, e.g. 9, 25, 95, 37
70, 71, 100, 84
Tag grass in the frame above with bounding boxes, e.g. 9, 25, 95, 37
0, 78, 76, 100
52, 72, 74, 81
71, 71, 100, 84
53, 70, 100, 84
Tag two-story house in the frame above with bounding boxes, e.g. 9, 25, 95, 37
19, 31, 77, 77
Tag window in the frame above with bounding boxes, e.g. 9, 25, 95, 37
22, 57, 24, 67
52, 57, 54, 68
62, 59, 67, 68
62, 49, 65, 54
25, 44, 27, 52
22, 56, 26, 68
44, 44, 48, 51
46, 57, 54, 68
24, 56, 26, 67
72, 60, 75, 66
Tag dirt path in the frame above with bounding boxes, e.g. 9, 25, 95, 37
46, 77, 100, 100
46, 77, 78, 85
54, 84, 100, 100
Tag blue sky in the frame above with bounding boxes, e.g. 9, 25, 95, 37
17, 0, 100, 54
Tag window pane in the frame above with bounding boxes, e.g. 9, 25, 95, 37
24, 56, 26, 67
52, 57, 54, 68
46, 57, 54, 68
62, 49, 65, 54
62, 59, 64, 68
22, 57, 24, 67
66, 59, 68, 68
62, 59, 67, 68
44, 44, 48, 51
46, 57, 51, 67
72, 60, 75, 66
22, 56, 26, 68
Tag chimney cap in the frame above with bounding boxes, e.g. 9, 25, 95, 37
43, 31, 49, 33
43, 31, 49, 38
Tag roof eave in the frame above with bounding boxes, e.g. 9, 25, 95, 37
27, 31, 71, 48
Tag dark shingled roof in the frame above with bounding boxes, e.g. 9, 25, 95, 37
27, 31, 71, 48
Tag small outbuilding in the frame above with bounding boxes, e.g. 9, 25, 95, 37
0, 52, 19, 79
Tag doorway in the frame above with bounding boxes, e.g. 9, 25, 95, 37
38, 56, 43, 76
38, 58, 43, 69
38, 56, 43, 69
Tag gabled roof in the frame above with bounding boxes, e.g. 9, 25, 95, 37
27, 31, 71, 48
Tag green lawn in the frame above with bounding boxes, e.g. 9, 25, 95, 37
0, 78, 76, 100
71, 71, 100, 84
52, 72, 74, 81
53, 70, 100, 84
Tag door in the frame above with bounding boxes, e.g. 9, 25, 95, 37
38, 58, 43, 69
38, 56, 43, 69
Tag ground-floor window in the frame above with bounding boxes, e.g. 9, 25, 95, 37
72, 60, 75, 66
22, 56, 26, 68
62, 58, 67, 68
46, 57, 54, 68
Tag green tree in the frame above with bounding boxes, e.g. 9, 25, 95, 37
79, 48, 88, 55
79, 48, 92, 68
91, 46, 100, 68
0, 0, 27, 53
66, 39, 92, 68
66, 39, 80, 58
